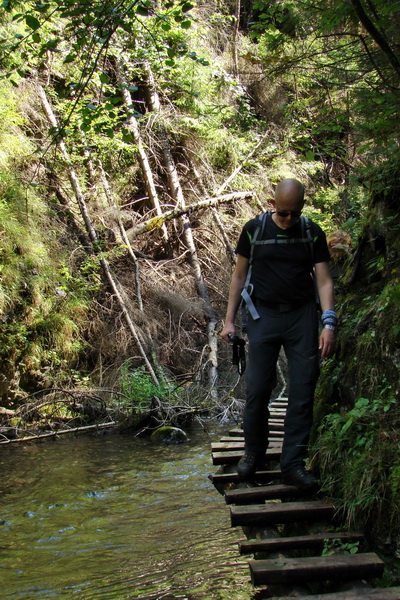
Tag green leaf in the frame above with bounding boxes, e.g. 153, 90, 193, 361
25, 14, 41, 30
355, 397, 369, 408
161, 22, 171, 31
63, 53, 76, 64
122, 132, 132, 143
136, 5, 149, 16
181, 20, 191, 29
181, 2, 194, 12
99, 73, 110, 84
305, 150, 315, 161
341, 418, 353, 434
165, 59, 175, 66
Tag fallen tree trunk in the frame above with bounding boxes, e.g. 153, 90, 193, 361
0, 422, 117, 445
126, 191, 254, 240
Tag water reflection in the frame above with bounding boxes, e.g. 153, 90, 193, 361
0, 425, 259, 599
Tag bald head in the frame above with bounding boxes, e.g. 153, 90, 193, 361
272, 179, 305, 229
275, 179, 305, 204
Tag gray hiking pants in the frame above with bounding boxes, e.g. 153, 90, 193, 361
244, 299, 320, 473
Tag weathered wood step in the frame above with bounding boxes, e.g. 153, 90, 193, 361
225, 483, 315, 504
249, 552, 384, 586
231, 500, 335, 527
269, 586, 400, 599
228, 428, 244, 437
219, 437, 283, 447
270, 400, 288, 405
239, 531, 365, 555
209, 469, 282, 486
212, 441, 283, 452
229, 428, 284, 438
212, 447, 282, 465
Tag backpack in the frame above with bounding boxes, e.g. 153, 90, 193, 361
240, 211, 314, 321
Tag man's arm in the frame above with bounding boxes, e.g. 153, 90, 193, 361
314, 261, 336, 359
221, 254, 249, 342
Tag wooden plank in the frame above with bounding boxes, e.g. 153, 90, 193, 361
209, 469, 282, 486
269, 586, 400, 599
212, 441, 282, 452
269, 422, 284, 431
239, 531, 365, 555
212, 447, 282, 465
228, 428, 244, 437
219, 437, 283, 448
228, 427, 284, 438
225, 483, 316, 504
231, 500, 335, 527
212, 441, 246, 451
249, 552, 384, 586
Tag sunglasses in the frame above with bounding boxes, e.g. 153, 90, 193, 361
276, 210, 302, 218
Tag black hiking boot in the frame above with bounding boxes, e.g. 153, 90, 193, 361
282, 466, 319, 490
237, 451, 265, 479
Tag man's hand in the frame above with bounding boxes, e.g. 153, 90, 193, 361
319, 327, 336, 359
221, 323, 236, 343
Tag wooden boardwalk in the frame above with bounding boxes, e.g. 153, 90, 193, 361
209, 398, 400, 599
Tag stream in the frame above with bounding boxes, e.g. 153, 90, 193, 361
0, 424, 258, 600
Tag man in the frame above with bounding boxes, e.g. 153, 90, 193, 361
221, 179, 336, 489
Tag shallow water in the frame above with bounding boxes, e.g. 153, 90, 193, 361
0, 424, 257, 600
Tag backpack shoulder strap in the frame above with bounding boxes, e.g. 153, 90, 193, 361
301, 216, 314, 262
241, 212, 269, 321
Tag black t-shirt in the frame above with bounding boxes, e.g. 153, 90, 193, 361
236, 212, 330, 305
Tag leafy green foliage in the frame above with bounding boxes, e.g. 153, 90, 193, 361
119, 362, 176, 412
322, 538, 359, 556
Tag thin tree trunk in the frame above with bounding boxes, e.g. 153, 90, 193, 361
142, 65, 219, 394
350, 0, 400, 77
115, 62, 169, 242
158, 129, 219, 393
96, 159, 144, 311
215, 132, 270, 196
38, 84, 160, 386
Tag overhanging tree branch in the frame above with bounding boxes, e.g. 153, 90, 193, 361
350, 0, 400, 77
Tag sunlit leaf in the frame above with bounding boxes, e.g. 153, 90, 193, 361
25, 14, 41, 30
181, 2, 194, 12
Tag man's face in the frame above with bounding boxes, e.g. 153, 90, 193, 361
271, 193, 305, 230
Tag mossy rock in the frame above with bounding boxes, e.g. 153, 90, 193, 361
150, 426, 188, 444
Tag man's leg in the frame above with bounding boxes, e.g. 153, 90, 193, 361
280, 302, 320, 477
240, 308, 281, 472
